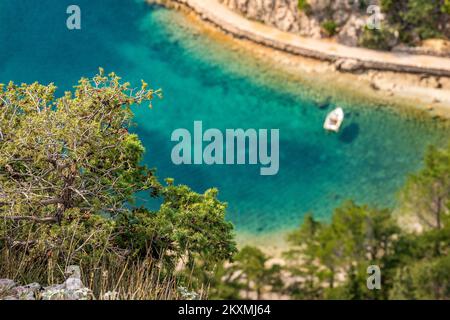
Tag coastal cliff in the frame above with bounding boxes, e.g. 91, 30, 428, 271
218, 0, 370, 46
148, 0, 450, 118
218, 0, 450, 56
155, 0, 450, 77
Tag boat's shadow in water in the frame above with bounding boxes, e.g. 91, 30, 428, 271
338, 122, 360, 144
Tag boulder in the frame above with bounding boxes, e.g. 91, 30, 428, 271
335, 58, 363, 72
337, 15, 367, 47
1, 265, 93, 300
274, 4, 299, 32
42, 265, 92, 300
0, 279, 16, 295
11, 283, 41, 300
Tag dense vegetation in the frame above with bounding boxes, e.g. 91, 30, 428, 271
0, 71, 236, 299
0, 72, 448, 299
297, 0, 450, 50
380, 0, 450, 43
360, 0, 450, 49
213, 143, 450, 300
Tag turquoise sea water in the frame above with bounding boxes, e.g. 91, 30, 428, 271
0, 0, 448, 238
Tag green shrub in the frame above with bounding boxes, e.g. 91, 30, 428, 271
402, 0, 444, 41
442, 0, 450, 13
359, 23, 399, 50
380, 0, 449, 44
0, 71, 236, 299
380, 0, 395, 11
321, 20, 338, 37
298, 0, 307, 10
390, 256, 450, 299
298, 0, 311, 14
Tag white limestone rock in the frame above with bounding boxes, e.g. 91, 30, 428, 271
0, 279, 16, 295
218, 0, 383, 47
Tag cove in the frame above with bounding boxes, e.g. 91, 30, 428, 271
0, 0, 448, 242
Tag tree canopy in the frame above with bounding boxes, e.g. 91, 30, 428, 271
0, 71, 236, 297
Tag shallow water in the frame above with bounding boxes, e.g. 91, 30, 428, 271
0, 0, 448, 238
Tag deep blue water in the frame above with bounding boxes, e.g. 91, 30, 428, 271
0, 0, 448, 238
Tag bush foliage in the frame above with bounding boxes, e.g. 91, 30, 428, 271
0, 71, 236, 298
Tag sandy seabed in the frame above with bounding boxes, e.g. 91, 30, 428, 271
156, 0, 450, 121
150, 1, 450, 257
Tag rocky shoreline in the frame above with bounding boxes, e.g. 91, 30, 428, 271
218, 0, 374, 47
152, 0, 450, 77
149, 0, 450, 119
218, 0, 450, 58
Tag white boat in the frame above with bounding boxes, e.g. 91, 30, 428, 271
323, 107, 344, 132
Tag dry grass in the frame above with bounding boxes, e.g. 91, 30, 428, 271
0, 245, 211, 300
0, 220, 208, 300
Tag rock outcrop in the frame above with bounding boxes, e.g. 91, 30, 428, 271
0, 266, 95, 300
160, 0, 450, 77
218, 0, 379, 46
217, 0, 298, 33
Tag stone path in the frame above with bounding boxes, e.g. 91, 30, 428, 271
174, 0, 450, 77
